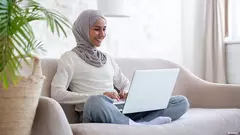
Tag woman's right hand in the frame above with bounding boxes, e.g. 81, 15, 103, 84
103, 92, 120, 101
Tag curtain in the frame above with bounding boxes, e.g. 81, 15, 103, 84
182, 0, 226, 83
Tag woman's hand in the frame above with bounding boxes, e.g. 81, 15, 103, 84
103, 92, 120, 101
119, 91, 128, 100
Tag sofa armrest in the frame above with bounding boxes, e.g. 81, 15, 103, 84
187, 81, 240, 108
31, 97, 73, 135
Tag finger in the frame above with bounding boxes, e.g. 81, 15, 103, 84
103, 92, 110, 97
119, 91, 124, 95
123, 93, 128, 99
113, 93, 120, 101
119, 91, 126, 98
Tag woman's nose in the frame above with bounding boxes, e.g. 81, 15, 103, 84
99, 30, 105, 36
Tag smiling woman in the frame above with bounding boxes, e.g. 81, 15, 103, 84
51, 9, 189, 126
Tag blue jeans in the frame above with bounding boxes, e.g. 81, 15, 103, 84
83, 95, 189, 124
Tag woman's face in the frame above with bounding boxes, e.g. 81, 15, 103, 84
89, 18, 107, 47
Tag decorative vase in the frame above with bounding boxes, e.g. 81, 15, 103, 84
0, 58, 45, 135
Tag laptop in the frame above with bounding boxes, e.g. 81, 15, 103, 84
113, 68, 180, 114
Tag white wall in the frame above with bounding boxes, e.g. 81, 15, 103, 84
226, 43, 240, 84
33, 0, 183, 64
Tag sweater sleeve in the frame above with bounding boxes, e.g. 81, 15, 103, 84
110, 56, 130, 92
51, 53, 102, 104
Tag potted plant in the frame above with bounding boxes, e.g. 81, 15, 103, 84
0, 0, 71, 134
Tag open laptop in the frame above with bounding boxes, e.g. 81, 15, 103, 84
113, 68, 180, 114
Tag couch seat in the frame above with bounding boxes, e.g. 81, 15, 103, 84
71, 108, 240, 135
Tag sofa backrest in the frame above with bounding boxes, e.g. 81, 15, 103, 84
39, 58, 190, 97
20, 58, 204, 123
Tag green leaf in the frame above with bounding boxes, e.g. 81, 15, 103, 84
54, 20, 60, 36
3, 70, 8, 89
7, 55, 19, 74
13, 26, 32, 44
0, 5, 7, 10
23, 2, 72, 37
32, 40, 47, 54
11, 36, 30, 65
25, 12, 43, 22
49, 11, 72, 29
0, 18, 8, 26
0, 28, 7, 36
0, 10, 7, 13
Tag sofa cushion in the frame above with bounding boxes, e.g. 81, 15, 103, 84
70, 108, 240, 135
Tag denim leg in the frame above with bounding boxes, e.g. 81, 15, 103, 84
83, 95, 129, 124
141, 95, 190, 121
125, 111, 150, 121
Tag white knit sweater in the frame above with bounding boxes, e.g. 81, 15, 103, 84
51, 51, 130, 111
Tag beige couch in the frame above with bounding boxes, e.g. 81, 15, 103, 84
22, 58, 240, 135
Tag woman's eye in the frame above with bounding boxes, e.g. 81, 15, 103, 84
94, 29, 106, 32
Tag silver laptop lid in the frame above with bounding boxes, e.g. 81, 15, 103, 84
122, 68, 180, 114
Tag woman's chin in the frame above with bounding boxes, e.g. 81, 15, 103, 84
94, 44, 101, 47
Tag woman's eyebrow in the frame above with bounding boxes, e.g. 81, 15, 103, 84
93, 26, 106, 28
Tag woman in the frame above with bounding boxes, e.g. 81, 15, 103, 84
51, 9, 189, 125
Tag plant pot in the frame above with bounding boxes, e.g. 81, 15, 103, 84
0, 58, 45, 135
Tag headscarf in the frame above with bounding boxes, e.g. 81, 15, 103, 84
72, 9, 107, 67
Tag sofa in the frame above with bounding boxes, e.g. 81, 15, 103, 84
20, 58, 240, 135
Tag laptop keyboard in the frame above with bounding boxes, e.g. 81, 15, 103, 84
114, 103, 125, 110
